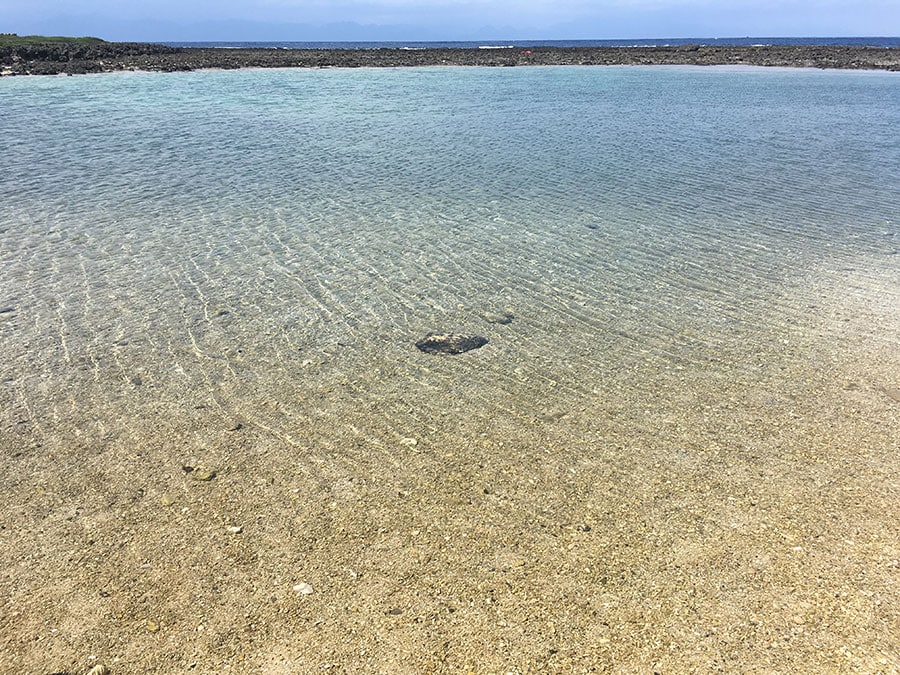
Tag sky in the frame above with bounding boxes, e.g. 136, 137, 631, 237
3, 0, 899, 42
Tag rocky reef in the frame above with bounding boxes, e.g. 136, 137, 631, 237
2, 42, 899, 76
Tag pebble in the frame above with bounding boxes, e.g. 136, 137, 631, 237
146, 619, 160, 633
87, 666, 111, 675
184, 466, 217, 481
159, 495, 175, 507
540, 410, 568, 422
293, 582, 314, 595
227, 525, 243, 534
399, 437, 418, 447
483, 311, 514, 325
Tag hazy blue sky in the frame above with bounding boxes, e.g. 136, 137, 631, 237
3, 0, 898, 41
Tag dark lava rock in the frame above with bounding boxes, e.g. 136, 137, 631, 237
415, 332, 488, 355
4, 44, 899, 77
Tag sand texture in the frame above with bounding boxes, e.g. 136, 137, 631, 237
0, 256, 898, 674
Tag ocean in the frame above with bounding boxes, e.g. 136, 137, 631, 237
1, 64, 899, 670
165, 36, 900, 48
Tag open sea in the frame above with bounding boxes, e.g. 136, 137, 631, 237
165, 37, 900, 48
1, 63, 899, 671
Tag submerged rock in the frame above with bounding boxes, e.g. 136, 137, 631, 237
483, 311, 514, 325
415, 332, 488, 355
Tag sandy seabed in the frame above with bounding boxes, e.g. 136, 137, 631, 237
0, 249, 898, 674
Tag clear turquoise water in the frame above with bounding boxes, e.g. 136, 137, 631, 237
1, 65, 898, 452
2, 64, 900, 674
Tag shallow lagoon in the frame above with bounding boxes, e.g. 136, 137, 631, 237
1, 66, 898, 672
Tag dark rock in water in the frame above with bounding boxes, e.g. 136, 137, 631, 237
585, 224, 599, 230
0, 307, 14, 314
415, 332, 488, 355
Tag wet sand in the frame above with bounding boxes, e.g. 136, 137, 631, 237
2, 43, 900, 76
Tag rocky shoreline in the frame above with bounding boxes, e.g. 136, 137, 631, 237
2, 42, 899, 76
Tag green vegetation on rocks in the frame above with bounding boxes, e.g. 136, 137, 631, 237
0, 34, 107, 47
